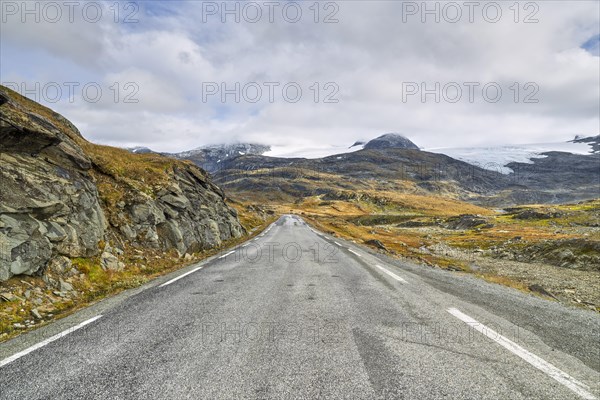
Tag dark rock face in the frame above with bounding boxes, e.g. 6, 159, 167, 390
107, 165, 243, 256
0, 92, 106, 281
0, 86, 243, 281
363, 133, 420, 150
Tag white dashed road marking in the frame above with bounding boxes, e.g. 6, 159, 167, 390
160, 266, 204, 287
219, 251, 235, 259
348, 249, 362, 257
375, 265, 407, 284
0, 316, 103, 368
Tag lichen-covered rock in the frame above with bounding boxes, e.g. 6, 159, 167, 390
0, 85, 243, 282
107, 166, 244, 256
47, 256, 72, 275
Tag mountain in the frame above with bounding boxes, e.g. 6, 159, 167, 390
126, 133, 418, 164
172, 143, 271, 173
138, 132, 598, 207
0, 85, 243, 282
260, 133, 419, 159
185, 134, 598, 207
363, 133, 420, 150
127, 146, 155, 154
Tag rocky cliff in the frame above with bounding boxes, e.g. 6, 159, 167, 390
0, 86, 243, 282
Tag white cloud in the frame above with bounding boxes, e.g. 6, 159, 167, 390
1, 1, 598, 153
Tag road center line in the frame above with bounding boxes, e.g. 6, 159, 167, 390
159, 266, 204, 287
334, 242, 342, 246
0, 315, 103, 368
375, 265, 407, 284
447, 308, 596, 400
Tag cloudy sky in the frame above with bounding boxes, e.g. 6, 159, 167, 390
1, 1, 599, 154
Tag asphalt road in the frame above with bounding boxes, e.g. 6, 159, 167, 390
1, 215, 599, 399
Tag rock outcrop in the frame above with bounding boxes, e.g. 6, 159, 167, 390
0, 86, 243, 282
104, 164, 243, 256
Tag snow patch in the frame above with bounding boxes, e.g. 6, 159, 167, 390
427, 141, 594, 174
264, 144, 364, 159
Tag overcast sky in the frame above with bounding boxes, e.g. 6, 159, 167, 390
1, 1, 599, 153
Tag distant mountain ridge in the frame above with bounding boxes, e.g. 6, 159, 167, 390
139, 133, 597, 168
172, 143, 271, 173
123, 133, 599, 206
124, 134, 421, 172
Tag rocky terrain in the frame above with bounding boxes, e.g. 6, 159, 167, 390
0, 85, 249, 335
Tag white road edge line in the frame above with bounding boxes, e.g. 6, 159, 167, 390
447, 308, 596, 400
375, 265, 407, 284
159, 266, 204, 287
348, 249, 362, 257
0, 315, 103, 368
334, 242, 342, 246
219, 251, 235, 259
